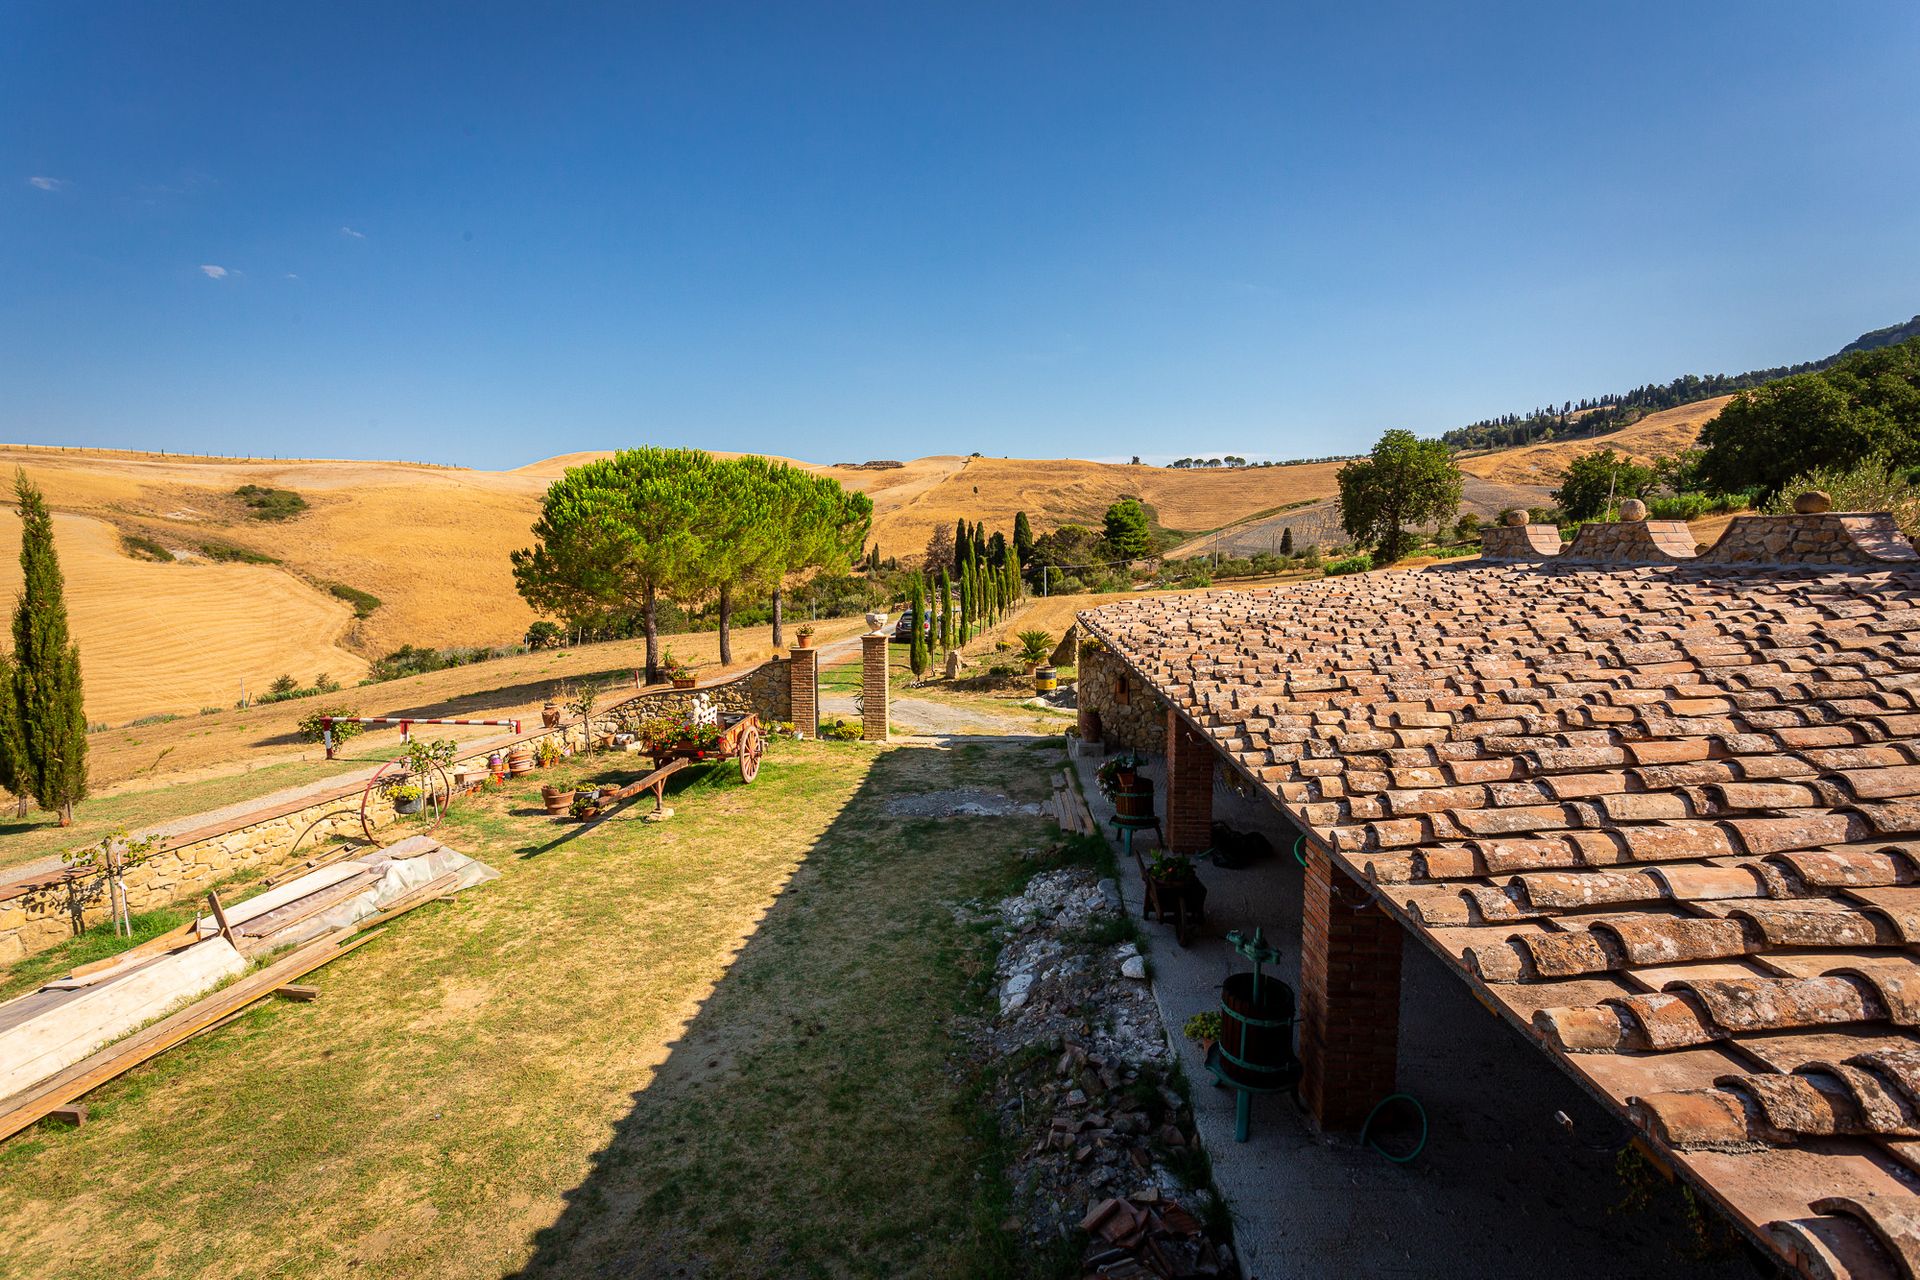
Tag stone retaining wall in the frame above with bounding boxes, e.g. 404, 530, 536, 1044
0, 657, 799, 968
1076, 637, 1166, 753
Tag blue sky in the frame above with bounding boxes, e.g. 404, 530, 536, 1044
3, 2, 1917, 470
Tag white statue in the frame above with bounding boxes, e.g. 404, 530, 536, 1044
690, 692, 719, 727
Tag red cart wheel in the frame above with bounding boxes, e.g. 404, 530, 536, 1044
738, 725, 764, 783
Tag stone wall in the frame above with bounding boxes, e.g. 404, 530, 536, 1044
1560, 519, 1698, 563
1076, 637, 1166, 753
1482, 512, 1918, 568
0, 657, 799, 968
605, 656, 793, 735
1478, 524, 1565, 561
1699, 513, 1919, 567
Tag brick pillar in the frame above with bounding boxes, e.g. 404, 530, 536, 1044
1298, 840, 1403, 1132
1165, 710, 1213, 854
788, 647, 819, 738
861, 633, 890, 742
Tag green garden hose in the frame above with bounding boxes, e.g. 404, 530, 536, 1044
1359, 1093, 1428, 1163
1293, 833, 1307, 867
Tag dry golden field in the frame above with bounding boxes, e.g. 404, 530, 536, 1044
0, 402, 1728, 726
1456, 396, 1732, 486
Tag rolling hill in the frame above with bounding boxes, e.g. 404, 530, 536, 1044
0, 406, 1727, 724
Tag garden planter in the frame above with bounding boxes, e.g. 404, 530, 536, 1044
1034, 665, 1058, 692
672, 677, 697, 690
540, 785, 574, 815
794, 634, 814, 649
541, 701, 561, 729
1218, 970, 1298, 1091
506, 745, 533, 776
394, 796, 423, 816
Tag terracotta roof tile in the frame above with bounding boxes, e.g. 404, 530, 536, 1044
1078, 550, 1920, 1276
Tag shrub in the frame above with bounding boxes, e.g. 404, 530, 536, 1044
127, 713, 177, 727
234, 484, 308, 520
198, 540, 279, 564
199, 706, 221, 716
1324, 554, 1373, 576
1647, 493, 1712, 521
296, 705, 364, 746
820, 718, 864, 742
1763, 457, 1920, 537
120, 532, 169, 561
270, 674, 299, 695
525, 621, 564, 649
1016, 629, 1054, 666
328, 583, 381, 618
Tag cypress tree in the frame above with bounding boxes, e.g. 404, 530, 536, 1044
908, 575, 928, 675
938, 568, 951, 649
1281, 527, 1293, 556
952, 519, 968, 574
1013, 511, 1032, 565
10, 471, 88, 824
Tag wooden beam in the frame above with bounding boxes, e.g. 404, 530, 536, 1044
48, 1105, 84, 1127
274, 985, 319, 1003
205, 890, 235, 944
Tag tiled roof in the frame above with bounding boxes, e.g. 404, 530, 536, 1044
1079, 523, 1920, 1280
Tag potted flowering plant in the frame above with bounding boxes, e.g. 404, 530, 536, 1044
639, 710, 724, 757
387, 781, 424, 815
794, 624, 816, 649
1097, 753, 1146, 798
663, 648, 696, 689
569, 793, 600, 821
1183, 1011, 1222, 1056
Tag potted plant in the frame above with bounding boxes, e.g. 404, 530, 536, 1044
569, 792, 600, 822
387, 781, 424, 815
540, 781, 575, 815
535, 738, 562, 769
1097, 753, 1146, 798
663, 648, 696, 689
794, 624, 816, 649
1183, 1010, 1222, 1057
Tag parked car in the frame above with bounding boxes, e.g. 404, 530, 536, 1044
892, 612, 934, 642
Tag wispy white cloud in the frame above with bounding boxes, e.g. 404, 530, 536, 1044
284, 272, 299, 280
26, 176, 67, 192
339, 225, 365, 239
200, 264, 229, 279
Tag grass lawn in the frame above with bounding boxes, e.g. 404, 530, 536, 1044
0, 736, 1066, 1279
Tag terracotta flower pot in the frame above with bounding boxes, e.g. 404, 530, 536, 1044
795, 634, 814, 649
672, 677, 696, 689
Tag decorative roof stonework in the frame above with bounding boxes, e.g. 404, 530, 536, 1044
1079, 546, 1920, 1280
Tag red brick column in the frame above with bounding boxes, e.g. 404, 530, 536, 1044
861, 633, 890, 742
788, 647, 819, 738
1298, 840, 1403, 1132
1165, 710, 1213, 854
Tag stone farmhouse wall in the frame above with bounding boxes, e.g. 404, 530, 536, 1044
1483, 511, 1917, 569
0, 656, 803, 967
1075, 636, 1166, 753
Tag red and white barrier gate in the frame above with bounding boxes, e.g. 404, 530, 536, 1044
318, 716, 523, 758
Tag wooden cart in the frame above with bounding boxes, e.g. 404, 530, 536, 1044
647, 710, 765, 783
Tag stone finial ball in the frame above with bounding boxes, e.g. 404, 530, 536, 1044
1793, 490, 1833, 514
1618, 498, 1648, 522
1502, 509, 1528, 527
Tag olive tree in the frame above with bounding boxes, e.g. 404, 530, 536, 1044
1335, 430, 1462, 565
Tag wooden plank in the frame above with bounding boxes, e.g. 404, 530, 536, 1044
0, 926, 384, 1142
274, 984, 319, 1003
63, 921, 200, 981
205, 890, 235, 944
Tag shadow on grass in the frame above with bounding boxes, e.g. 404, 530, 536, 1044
504, 742, 1051, 1279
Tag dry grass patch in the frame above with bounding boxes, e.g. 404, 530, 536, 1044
0, 738, 1062, 1279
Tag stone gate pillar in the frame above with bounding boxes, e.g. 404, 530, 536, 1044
861, 631, 890, 742
788, 646, 819, 738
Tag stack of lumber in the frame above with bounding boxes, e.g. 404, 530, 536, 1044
0, 836, 496, 1142
1050, 771, 1096, 836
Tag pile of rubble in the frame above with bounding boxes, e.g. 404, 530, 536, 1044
962, 860, 1238, 1279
